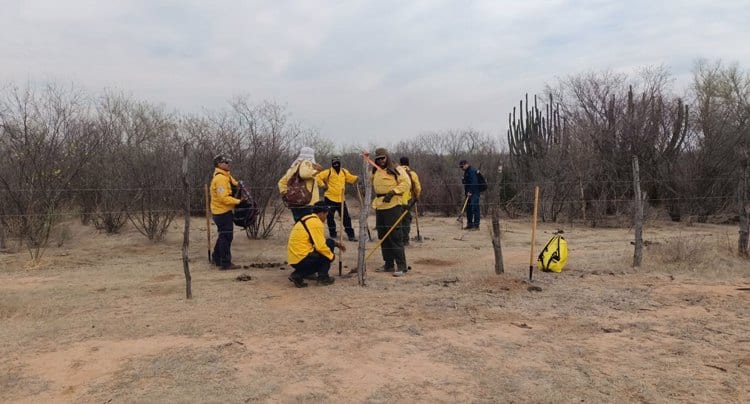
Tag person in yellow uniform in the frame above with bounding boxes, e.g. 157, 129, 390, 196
398, 156, 422, 246
370, 148, 411, 277
278, 146, 323, 222
210, 154, 245, 270
287, 201, 346, 288
316, 156, 359, 241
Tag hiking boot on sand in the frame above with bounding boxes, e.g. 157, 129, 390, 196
317, 275, 335, 286
348, 236, 358, 242
288, 275, 308, 288
375, 265, 395, 272
393, 270, 406, 277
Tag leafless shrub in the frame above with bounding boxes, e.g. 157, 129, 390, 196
0, 82, 99, 259
651, 234, 707, 266
116, 99, 181, 241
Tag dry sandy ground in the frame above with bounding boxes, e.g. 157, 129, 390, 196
1, 213, 749, 403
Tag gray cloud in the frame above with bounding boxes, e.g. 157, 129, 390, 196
1, 0, 748, 145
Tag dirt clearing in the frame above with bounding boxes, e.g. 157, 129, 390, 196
1, 216, 749, 402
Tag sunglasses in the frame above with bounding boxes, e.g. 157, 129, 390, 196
374, 156, 386, 161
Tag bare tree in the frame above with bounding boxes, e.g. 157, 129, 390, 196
0, 82, 99, 258
687, 60, 750, 222
542, 67, 688, 225
118, 100, 181, 241
393, 129, 501, 216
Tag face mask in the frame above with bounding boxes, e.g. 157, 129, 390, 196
332, 163, 341, 169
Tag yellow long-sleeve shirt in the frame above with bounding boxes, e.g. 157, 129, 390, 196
287, 213, 334, 265
398, 165, 422, 205
371, 166, 411, 210
278, 160, 321, 206
316, 167, 358, 203
210, 168, 240, 215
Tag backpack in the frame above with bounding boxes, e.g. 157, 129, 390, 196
476, 171, 488, 193
232, 181, 259, 228
537, 234, 568, 273
282, 164, 312, 208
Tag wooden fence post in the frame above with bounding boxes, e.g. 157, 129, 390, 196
356, 156, 373, 286
632, 156, 643, 268
181, 143, 192, 299
738, 151, 749, 257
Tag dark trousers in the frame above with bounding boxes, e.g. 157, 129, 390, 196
325, 197, 355, 239
291, 239, 336, 279
375, 205, 407, 271
466, 194, 480, 228
212, 211, 234, 268
400, 203, 412, 243
291, 206, 312, 222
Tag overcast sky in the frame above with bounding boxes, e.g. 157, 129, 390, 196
2, 0, 748, 145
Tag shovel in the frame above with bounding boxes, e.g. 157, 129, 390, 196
413, 201, 423, 242
457, 195, 469, 228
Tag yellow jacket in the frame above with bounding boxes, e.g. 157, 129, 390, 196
210, 168, 240, 215
316, 167, 358, 203
398, 165, 422, 205
287, 213, 334, 265
371, 166, 411, 210
278, 160, 320, 206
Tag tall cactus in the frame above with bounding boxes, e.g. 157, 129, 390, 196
507, 93, 565, 163
506, 93, 569, 221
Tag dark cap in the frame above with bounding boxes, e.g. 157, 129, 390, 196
312, 201, 329, 213
214, 154, 232, 166
458, 159, 468, 166
399, 156, 409, 166
331, 156, 341, 163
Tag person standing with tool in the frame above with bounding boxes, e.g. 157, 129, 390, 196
398, 156, 422, 246
210, 154, 245, 270
316, 156, 359, 241
459, 159, 481, 230
370, 148, 411, 277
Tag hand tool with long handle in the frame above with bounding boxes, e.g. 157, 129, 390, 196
413, 201, 423, 242
529, 186, 540, 281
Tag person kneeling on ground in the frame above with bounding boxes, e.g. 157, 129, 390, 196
287, 201, 346, 288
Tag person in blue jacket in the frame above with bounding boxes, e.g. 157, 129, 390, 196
459, 159, 480, 230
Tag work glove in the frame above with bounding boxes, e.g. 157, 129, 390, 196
382, 191, 395, 203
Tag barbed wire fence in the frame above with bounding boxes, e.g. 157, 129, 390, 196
1, 157, 748, 290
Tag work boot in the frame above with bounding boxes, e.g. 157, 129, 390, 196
348, 236, 358, 242
393, 270, 406, 277
375, 265, 395, 272
317, 275, 335, 286
288, 275, 308, 288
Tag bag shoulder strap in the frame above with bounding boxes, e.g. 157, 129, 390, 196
299, 216, 316, 245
